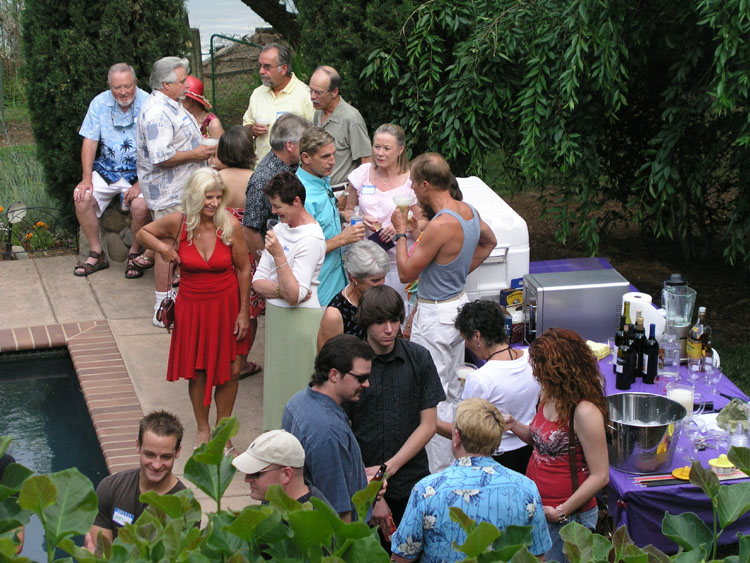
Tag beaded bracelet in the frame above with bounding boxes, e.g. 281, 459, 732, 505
556, 505, 569, 524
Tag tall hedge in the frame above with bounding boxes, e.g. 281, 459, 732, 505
294, 0, 416, 136
22, 0, 192, 224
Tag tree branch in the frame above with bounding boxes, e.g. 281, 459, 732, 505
239, 0, 300, 47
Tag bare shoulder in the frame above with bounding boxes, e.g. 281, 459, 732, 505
574, 400, 605, 426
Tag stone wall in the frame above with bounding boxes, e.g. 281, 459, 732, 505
78, 204, 133, 263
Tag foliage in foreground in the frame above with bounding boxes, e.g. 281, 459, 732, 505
363, 0, 750, 269
4, 419, 750, 561
21, 0, 192, 228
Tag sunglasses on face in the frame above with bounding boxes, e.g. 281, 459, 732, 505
346, 371, 370, 384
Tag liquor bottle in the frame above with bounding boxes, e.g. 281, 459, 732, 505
615, 342, 635, 390
613, 315, 626, 374
703, 332, 714, 382
686, 306, 706, 377
632, 315, 647, 377
700, 316, 713, 373
642, 323, 659, 384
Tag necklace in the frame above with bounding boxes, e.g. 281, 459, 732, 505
486, 346, 514, 361
343, 284, 356, 305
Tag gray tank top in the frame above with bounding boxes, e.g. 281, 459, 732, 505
418, 205, 480, 300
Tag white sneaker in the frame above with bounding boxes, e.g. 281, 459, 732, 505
152, 309, 165, 328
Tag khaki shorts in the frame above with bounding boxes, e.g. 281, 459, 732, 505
151, 204, 182, 220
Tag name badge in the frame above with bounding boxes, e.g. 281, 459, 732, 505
361, 184, 376, 195
112, 507, 134, 527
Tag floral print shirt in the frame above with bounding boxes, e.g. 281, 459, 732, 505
391, 456, 551, 561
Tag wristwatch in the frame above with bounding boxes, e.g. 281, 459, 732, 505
393, 234, 406, 243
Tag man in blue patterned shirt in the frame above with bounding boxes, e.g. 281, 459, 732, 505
391, 398, 551, 562
73, 63, 150, 278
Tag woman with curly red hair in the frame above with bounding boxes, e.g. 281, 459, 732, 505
505, 328, 609, 562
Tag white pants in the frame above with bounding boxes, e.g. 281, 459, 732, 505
410, 293, 468, 473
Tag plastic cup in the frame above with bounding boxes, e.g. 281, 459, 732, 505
201, 138, 219, 147
393, 195, 413, 212
667, 383, 695, 419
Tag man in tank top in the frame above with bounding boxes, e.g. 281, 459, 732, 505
391, 153, 496, 473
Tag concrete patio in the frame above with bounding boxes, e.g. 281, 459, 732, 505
0, 254, 267, 513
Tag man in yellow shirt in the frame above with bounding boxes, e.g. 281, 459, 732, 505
243, 43, 315, 161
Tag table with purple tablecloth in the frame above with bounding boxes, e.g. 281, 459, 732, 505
602, 358, 749, 551
529, 257, 750, 551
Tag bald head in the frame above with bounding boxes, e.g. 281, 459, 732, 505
410, 152, 454, 191
310, 66, 341, 113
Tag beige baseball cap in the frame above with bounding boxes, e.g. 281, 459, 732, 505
232, 430, 305, 474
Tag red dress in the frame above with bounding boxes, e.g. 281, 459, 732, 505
166, 224, 250, 405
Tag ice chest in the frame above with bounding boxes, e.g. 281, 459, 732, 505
457, 176, 530, 301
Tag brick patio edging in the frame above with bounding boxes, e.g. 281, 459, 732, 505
0, 321, 142, 473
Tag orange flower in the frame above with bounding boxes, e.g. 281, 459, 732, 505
36, 221, 48, 229
0, 206, 4, 213
25, 233, 33, 240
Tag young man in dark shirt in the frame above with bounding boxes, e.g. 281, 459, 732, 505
348, 285, 445, 544
86, 411, 186, 548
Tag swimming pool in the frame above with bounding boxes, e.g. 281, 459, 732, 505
0, 348, 109, 559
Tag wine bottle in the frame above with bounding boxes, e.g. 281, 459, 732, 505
632, 315, 647, 377
703, 332, 714, 381
615, 342, 635, 390
642, 323, 659, 384
686, 306, 706, 377
613, 315, 626, 375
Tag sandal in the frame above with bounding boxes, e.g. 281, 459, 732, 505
125, 253, 144, 279
73, 250, 109, 277
239, 362, 262, 379
132, 253, 155, 270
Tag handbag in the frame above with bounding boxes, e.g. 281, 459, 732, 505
155, 215, 184, 333
568, 409, 614, 540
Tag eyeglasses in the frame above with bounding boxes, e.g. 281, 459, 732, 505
111, 104, 135, 129
258, 63, 283, 71
346, 371, 370, 384
247, 466, 283, 480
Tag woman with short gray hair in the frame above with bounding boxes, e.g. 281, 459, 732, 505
316, 240, 389, 350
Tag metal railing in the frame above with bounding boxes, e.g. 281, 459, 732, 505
209, 34, 262, 116
1, 205, 76, 260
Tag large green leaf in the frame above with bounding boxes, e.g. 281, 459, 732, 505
507, 547, 540, 562
351, 480, 381, 523
139, 490, 185, 519
641, 543, 670, 562
661, 512, 712, 552
338, 532, 389, 562
203, 510, 248, 559
288, 509, 333, 553
449, 506, 477, 535
0, 437, 12, 459
453, 521, 500, 558
0, 463, 33, 494
671, 546, 708, 562
717, 482, 750, 528
191, 417, 239, 466
0, 496, 30, 534
688, 459, 720, 500
560, 521, 592, 562
224, 505, 274, 543
266, 484, 303, 515
729, 446, 750, 477
18, 474, 56, 515
184, 417, 239, 507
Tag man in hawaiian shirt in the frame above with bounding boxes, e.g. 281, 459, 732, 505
73, 63, 150, 278
391, 398, 551, 562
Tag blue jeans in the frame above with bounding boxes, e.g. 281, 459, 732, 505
545, 505, 598, 563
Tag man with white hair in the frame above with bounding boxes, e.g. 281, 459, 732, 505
136, 56, 215, 326
232, 429, 330, 505
73, 63, 150, 279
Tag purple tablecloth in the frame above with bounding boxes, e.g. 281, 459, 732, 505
602, 358, 749, 551
526, 257, 749, 551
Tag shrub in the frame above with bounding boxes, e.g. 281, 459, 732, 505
21, 0, 192, 227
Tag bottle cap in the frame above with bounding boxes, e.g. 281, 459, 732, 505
664, 273, 688, 287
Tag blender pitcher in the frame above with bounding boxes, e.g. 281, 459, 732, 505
662, 274, 697, 360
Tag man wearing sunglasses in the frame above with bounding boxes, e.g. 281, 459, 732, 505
282, 334, 375, 522
232, 429, 331, 506
73, 63, 150, 279
242, 43, 314, 162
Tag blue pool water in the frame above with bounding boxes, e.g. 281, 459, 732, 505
0, 348, 109, 560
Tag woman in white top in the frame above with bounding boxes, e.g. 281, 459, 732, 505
252, 171, 326, 429
455, 299, 540, 474
343, 124, 422, 298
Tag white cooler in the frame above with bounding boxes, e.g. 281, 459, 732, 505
457, 176, 530, 301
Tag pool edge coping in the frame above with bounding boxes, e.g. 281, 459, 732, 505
0, 321, 142, 473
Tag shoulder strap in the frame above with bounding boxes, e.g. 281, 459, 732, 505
569, 408, 579, 493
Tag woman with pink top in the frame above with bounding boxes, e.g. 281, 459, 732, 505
343, 123, 422, 298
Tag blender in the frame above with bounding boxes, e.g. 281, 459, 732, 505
661, 273, 697, 360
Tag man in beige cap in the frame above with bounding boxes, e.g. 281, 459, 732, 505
232, 429, 330, 505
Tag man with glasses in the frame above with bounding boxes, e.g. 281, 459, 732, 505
242, 43, 314, 161
73, 63, 150, 278
347, 285, 444, 549
282, 334, 374, 522
297, 127, 365, 306
232, 429, 331, 506
310, 66, 371, 187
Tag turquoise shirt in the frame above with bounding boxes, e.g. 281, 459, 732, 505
296, 167, 347, 306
